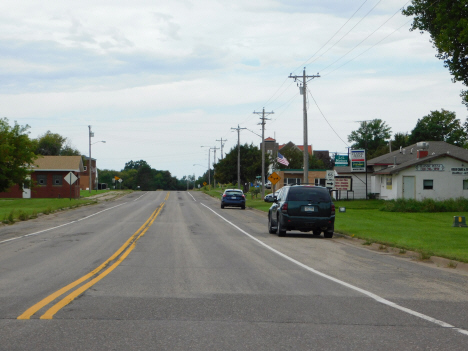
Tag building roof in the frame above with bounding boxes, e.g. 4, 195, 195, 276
279, 142, 312, 154
265, 137, 276, 142
32, 156, 84, 172
368, 141, 468, 165
369, 141, 468, 175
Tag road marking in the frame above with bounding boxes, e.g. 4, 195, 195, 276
201, 203, 468, 337
0, 203, 127, 245
187, 192, 196, 201
17, 194, 168, 320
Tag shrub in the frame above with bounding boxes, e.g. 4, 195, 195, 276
380, 197, 468, 212
18, 210, 29, 221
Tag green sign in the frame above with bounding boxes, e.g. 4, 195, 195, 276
335, 154, 348, 167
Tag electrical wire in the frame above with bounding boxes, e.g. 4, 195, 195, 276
307, 87, 349, 147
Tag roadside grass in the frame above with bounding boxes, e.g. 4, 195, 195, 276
198, 190, 468, 263
334, 201, 468, 263
0, 198, 96, 224
79, 189, 112, 198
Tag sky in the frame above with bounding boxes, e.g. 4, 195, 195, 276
1, 0, 466, 180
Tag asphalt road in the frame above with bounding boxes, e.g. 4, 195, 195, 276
0, 191, 467, 350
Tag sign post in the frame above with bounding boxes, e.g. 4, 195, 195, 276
64, 172, 78, 200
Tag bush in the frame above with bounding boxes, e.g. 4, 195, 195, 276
381, 197, 468, 212
18, 210, 29, 221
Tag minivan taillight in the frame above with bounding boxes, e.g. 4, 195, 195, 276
331, 203, 335, 215
281, 202, 288, 214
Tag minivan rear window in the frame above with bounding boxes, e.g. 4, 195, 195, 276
288, 187, 330, 202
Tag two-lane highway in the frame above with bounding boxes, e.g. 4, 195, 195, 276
0, 191, 467, 350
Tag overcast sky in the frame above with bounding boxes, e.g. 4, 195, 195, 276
1, 0, 466, 179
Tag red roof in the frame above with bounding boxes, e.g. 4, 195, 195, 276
265, 137, 276, 141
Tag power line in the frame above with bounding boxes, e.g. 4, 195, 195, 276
307, 88, 349, 148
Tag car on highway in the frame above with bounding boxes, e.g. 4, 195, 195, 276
221, 189, 246, 209
267, 185, 335, 238
264, 190, 279, 202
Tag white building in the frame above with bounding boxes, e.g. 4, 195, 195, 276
369, 141, 468, 201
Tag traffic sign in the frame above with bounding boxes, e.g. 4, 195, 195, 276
64, 172, 77, 185
118, 179, 123, 183
268, 172, 281, 185
203, 182, 207, 186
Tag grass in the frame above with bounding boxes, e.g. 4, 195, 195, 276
199, 190, 468, 263
0, 197, 96, 224
334, 200, 468, 263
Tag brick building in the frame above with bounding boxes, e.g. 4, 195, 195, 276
0, 156, 84, 199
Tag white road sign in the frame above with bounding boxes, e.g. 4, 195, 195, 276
64, 172, 78, 185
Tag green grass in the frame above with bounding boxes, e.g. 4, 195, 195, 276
0, 198, 96, 223
80, 189, 116, 198
199, 190, 468, 263
334, 200, 468, 263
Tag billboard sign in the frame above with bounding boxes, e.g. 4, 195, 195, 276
334, 154, 349, 167
350, 149, 366, 172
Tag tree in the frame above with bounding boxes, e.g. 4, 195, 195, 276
403, 1, 468, 108
35, 131, 80, 156
408, 109, 466, 146
0, 118, 37, 192
124, 160, 150, 171
348, 119, 391, 159
392, 132, 410, 150
278, 147, 303, 169
214, 143, 264, 185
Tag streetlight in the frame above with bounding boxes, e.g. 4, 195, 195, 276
88, 125, 106, 194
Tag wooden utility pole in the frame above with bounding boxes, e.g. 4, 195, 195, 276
216, 138, 227, 159
289, 68, 320, 184
212, 146, 220, 188
253, 108, 274, 199
231, 125, 246, 190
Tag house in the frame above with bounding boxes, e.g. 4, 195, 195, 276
369, 141, 468, 200
79, 157, 97, 191
0, 156, 84, 199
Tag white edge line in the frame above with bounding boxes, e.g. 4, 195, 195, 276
188, 192, 196, 201
200, 202, 468, 337
133, 192, 148, 202
0, 202, 127, 245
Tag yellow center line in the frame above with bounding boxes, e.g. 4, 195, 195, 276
18, 193, 169, 320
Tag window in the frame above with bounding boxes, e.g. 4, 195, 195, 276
53, 175, 63, 186
36, 175, 47, 186
463, 180, 468, 190
285, 178, 301, 186
84, 166, 87, 171
423, 179, 433, 190
314, 178, 326, 186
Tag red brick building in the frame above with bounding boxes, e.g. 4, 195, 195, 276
79, 157, 97, 191
0, 156, 84, 199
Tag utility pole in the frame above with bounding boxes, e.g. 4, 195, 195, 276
216, 138, 227, 159
231, 125, 246, 190
212, 146, 220, 189
201, 146, 211, 186
289, 68, 320, 184
254, 107, 274, 199
88, 125, 93, 194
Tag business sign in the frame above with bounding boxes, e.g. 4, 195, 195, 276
350, 149, 366, 172
451, 167, 468, 175
415, 164, 445, 171
334, 154, 349, 167
334, 177, 352, 191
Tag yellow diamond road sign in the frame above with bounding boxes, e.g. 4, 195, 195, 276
268, 172, 281, 185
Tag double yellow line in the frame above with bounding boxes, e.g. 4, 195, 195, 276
18, 193, 169, 320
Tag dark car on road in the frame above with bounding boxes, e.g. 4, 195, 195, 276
221, 189, 246, 209
268, 185, 335, 237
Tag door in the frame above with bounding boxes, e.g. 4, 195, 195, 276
403, 176, 415, 199
22, 177, 31, 199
